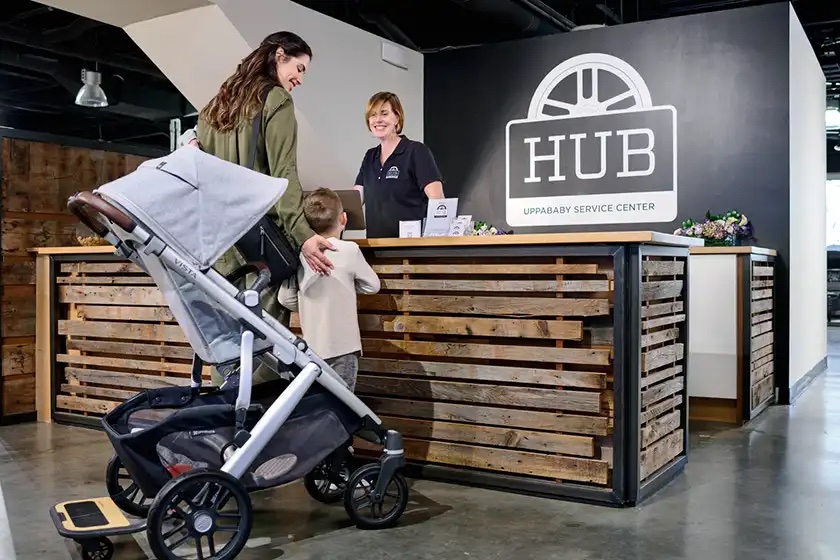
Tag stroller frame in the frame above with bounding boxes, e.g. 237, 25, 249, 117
51, 187, 408, 560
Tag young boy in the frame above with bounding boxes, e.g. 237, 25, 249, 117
277, 188, 380, 391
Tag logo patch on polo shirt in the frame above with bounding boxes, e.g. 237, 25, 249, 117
385, 165, 400, 179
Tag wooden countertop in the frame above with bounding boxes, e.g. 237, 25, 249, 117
32, 230, 702, 256
690, 246, 776, 256
355, 231, 703, 248
31, 246, 116, 255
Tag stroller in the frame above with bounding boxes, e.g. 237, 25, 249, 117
54, 146, 408, 560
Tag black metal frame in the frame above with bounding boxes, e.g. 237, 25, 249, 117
626, 244, 691, 505
738, 253, 777, 423
0, 127, 165, 422
365, 241, 690, 507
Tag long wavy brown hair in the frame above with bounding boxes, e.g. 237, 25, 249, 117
200, 31, 313, 132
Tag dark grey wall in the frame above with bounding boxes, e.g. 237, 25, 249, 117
424, 2, 790, 249
424, 1, 794, 399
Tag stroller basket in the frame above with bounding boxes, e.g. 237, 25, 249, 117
102, 379, 362, 499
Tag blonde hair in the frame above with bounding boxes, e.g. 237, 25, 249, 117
303, 188, 343, 234
365, 91, 404, 134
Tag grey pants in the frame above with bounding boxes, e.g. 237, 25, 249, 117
327, 352, 359, 392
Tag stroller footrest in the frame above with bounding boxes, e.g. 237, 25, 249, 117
50, 497, 146, 539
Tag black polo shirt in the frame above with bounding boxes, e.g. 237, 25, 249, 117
355, 135, 443, 238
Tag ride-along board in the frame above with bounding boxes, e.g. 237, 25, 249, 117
50, 497, 145, 560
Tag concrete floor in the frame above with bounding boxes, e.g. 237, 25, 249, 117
3, 332, 840, 559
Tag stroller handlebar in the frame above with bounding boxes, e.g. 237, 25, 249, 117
68, 191, 136, 235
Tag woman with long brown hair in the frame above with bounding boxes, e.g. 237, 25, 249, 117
197, 31, 335, 277
193, 31, 334, 384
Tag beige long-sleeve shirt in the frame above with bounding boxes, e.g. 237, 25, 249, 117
277, 238, 380, 359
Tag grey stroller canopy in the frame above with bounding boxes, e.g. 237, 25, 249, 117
95, 145, 288, 271
92, 146, 290, 366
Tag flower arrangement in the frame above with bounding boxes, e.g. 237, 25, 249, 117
470, 221, 510, 236
673, 210, 753, 246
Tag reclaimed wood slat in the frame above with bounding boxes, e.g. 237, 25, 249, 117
751, 344, 773, 363
358, 358, 606, 388
363, 396, 610, 436
640, 429, 683, 480
641, 281, 683, 301
362, 338, 612, 366
641, 410, 681, 448
641, 301, 684, 319
66, 339, 193, 360
55, 395, 119, 415
56, 353, 193, 374
356, 376, 604, 413
752, 266, 774, 277
752, 299, 773, 313
357, 294, 610, 317
2, 286, 35, 338
65, 368, 195, 389
2, 343, 35, 377
60, 262, 145, 274
372, 263, 603, 275
751, 332, 773, 352
751, 312, 773, 325
58, 320, 187, 343
751, 280, 773, 289
353, 437, 610, 484
641, 377, 685, 408
377, 416, 596, 457
641, 327, 680, 348
640, 365, 683, 389
642, 313, 686, 330
379, 278, 611, 292
751, 321, 772, 338
59, 286, 166, 306
75, 305, 176, 322
60, 384, 138, 401
750, 361, 774, 385
641, 343, 684, 373
57, 276, 155, 285
642, 395, 684, 424
2, 377, 35, 415
2, 260, 36, 284
752, 289, 772, 300
353, 314, 584, 340
642, 260, 685, 276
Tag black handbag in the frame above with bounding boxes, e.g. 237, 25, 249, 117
233, 93, 301, 286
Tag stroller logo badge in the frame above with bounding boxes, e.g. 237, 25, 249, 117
385, 165, 400, 179
505, 53, 678, 227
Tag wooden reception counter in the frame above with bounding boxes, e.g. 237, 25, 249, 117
34, 231, 699, 507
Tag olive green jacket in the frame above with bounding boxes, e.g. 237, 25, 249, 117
197, 86, 315, 251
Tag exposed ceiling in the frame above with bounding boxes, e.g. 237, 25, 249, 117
0, 0, 837, 151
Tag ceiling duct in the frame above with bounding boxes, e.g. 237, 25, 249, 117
451, 0, 573, 35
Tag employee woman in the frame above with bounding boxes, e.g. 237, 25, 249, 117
353, 92, 444, 238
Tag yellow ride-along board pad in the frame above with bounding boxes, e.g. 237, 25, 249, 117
51, 497, 145, 538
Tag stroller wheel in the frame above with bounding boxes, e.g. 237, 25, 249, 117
105, 454, 151, 518
146, 468, 252, 560
304, 457, 350, 504
79, 537, 113, 560
343, 463, 409, 530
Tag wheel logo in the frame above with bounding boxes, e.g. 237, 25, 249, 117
505, 53, 678, 227
527, 54, 653, 119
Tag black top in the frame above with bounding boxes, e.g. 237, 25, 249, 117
355, 135, 443, 238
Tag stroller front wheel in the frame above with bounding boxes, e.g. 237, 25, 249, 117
343, 462, 409, 530
146, 468, 252, 560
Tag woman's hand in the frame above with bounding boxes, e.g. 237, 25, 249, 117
302, 234, 336, 275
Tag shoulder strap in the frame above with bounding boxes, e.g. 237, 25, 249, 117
247, 90, 270, 171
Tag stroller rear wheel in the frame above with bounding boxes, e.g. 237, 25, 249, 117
304, 456, 350, 504
105, 454, 151, 518
79, 537, 114, 560
146, 468, 252, 560
343, 463, 409, 530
